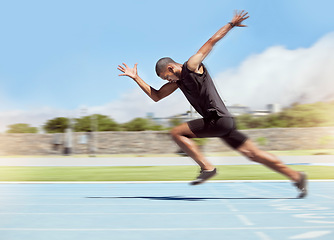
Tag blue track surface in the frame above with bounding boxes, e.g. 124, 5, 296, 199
0, 181, 333, 240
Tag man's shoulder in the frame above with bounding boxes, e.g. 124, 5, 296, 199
182, 61, 206, 76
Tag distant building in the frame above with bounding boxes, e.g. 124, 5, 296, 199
267, 104, 281, 113
252, 104, 281, 117
227, 104, 251, 116
252, 110, 271, 117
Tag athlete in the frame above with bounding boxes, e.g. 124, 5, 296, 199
118, 10, 307, 198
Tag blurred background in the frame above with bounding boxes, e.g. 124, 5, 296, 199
0, 0, 334, 156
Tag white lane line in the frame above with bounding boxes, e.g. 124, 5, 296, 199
0, 180, 333, 184
0, 180, 294, 184
306, 220, 334, 224
289, 231, 332, 239
0, 212, 334, 216
255, 231, 272, 240
0, 226, 333, 231
0, 203, 236, 206
237, 214, 254, 226
0, 212, 256, 215
314, 194, 334, 200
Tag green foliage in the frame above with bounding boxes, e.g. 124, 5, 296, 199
6, 123, 38, 133
256, 137, 268, 146
43, 117, 70, 133
169, 118, 183, 127
148, 125, 166, 131
74, 114, 120, 132
236, 101, 334, 129
41, 115, 165, 133
236, 114, 265, 129
1, 165, 333, 181
122, 118, 163, 131
193, 138, 208, 146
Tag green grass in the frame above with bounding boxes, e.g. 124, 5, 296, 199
0, 165, 333, 181
1, 149, 334, 158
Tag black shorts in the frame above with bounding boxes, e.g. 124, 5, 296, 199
187, 116, 248, 149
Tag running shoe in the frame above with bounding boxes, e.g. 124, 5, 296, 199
190, 168, 217, 185
294, 171, 308, 198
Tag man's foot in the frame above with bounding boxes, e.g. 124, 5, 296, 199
190, 168, 217, 185
294, 172, 308, 198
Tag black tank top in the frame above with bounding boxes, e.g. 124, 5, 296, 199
177, 62, 232, 118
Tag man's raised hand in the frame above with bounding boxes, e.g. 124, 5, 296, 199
230, 10, 249, 27
118, 63, 138, 79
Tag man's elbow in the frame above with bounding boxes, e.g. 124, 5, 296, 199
152, 95, 161, 102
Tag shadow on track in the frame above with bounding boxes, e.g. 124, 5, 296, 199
86, 196, 297, 201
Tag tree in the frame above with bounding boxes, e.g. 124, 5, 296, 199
74, 114, 120, 132
95, 114, 120, 131
236, 114, 265, 129
122, 118, 163, 131
43, 117, 69, 133
6, 123, 38, 133
169, 118, 183, 127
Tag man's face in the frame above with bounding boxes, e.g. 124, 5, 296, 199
159, 67, 180, 83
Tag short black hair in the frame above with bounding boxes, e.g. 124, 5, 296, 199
155, 57, 175, 76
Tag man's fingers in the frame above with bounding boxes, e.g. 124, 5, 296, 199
240, 10, 247, 16
235, 10, 244, 16
122, 63, 129, 68
117, 65, 125, 71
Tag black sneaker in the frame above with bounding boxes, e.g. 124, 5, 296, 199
190, 168, 217, 185
294, 172, 308, 198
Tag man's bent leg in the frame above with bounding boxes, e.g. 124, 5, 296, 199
237, 139, 300, 181
170, 123, 214, 171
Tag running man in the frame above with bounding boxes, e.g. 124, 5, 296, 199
118, 10, 307, 198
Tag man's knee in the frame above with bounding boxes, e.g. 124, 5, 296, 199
237, 140, 262, 161
170, 127, 180, 139
170, 123, 195, 140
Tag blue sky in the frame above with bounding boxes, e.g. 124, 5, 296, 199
1, 0, 334, 130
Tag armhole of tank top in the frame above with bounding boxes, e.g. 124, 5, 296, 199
192, 64, 205, 77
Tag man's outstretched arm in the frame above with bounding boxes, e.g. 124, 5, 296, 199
187, 10, 249, 73
118, 63, 178, 102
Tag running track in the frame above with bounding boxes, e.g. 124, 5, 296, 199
0, 181, 334, 240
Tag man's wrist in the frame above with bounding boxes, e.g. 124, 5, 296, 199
133, 75, 140, 82
228, 22, 235, 28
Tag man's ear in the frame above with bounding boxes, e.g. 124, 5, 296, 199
167, 65, 174, 73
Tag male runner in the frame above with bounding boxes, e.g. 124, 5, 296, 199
118, 10, 307, 198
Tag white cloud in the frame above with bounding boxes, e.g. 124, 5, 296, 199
214, 32, 334, 109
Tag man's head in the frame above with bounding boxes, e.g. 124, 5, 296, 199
155, 57, 181, 82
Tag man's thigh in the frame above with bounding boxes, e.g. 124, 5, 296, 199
171, 122, 197, 138
187, 117, 234, 138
